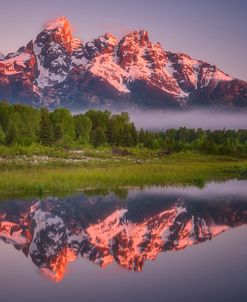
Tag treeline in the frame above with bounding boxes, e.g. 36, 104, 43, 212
0, 101, 247, 156
0, 102, 138, 148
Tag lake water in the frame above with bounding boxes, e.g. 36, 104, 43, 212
0, 180, 247, 302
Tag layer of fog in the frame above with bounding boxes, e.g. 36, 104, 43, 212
128, 109, 247, 130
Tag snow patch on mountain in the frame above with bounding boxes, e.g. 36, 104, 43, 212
98, 33, 118, 48
34, 44, 68, 88
200, 66, 232, 87
128, 48, 152, 80
88, 54, 130, 93
0, 52, 31, 75
164, 61, 176, 78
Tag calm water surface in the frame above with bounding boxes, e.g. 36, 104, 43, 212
0, 180, 247, 302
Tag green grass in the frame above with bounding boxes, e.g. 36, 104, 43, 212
0, 157, 247, 198
0, 145, 247, 198
0, 144, 69, 158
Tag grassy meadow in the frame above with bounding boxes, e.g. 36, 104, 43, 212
0, 103, 247, 198
0, 145, 247, 198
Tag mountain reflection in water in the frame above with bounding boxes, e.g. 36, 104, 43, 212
0, 182, 247, 282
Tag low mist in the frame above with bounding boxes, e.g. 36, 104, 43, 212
128, 109, 247, 130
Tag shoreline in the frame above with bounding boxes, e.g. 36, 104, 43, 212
0, 153, 246, 198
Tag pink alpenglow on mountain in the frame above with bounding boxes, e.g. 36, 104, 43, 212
0, 17, 246, 109
1, 196, 246, 281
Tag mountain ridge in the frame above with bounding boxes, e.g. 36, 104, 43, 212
1, 195, 246, 281
0, 16, 246, 110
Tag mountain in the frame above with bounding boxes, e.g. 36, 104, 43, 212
0, 16, 246, 110
0, 194, 247, 282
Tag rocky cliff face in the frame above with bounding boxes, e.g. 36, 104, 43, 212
0, 194, 246, 281
0, 16, 246, 109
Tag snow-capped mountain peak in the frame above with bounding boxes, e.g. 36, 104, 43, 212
84, 33, 118, 60
33, 17, 81, 89
0, 16, 246, 109
44, 16, 71, 31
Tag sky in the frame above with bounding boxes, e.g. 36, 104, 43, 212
0, 0, 246, 80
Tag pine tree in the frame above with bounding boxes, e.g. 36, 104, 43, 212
130, 122, 138, 146
75, 114, 92, 144
138, 128, 145, 145
5, 121, 17, 145
53, 122, 63, 141
0, 125, 5, 144
39, 108, 53, 146
91, 127, 106, 147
